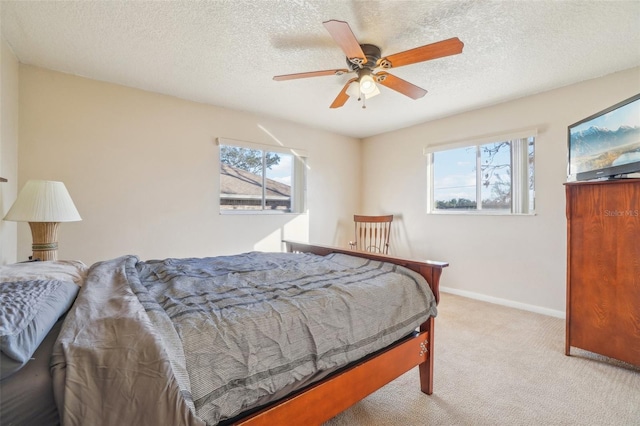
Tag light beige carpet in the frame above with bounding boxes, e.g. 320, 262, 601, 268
324, 293, 640, 426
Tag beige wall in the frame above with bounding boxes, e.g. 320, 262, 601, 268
0, 36, 19, 265
361, 66, 640, 316
12, 61, 640, 315
17, 65, 361, 265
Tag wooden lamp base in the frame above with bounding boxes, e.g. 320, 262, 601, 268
28, 222, 60, 261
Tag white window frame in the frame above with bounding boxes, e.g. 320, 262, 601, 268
425, 129, 536, 215
217, 138, 307, 215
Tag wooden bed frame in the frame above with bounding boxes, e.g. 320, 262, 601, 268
234, 241, 449, 425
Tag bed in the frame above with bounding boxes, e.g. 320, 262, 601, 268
0, 260, 88, 425
1, 241, 447, 425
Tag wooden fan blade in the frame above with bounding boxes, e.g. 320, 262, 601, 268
274, 69, 350, 81
330, 78, 358, 109
380, 37, 464, 69
375, 72, 427, 99
323, 20, 367, 64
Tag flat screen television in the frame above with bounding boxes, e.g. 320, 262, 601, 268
568, 93, 640, 181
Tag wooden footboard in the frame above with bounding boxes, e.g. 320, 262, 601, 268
233, 241, 448, 425
282, 240, 448, 303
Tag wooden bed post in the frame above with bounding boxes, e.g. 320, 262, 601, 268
419, 316, 435, 395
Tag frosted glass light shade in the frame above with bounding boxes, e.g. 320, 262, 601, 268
346, 80, 381, 100
359, 74, 376, 95
363, 84, 380, 99
4, 180, 82, 222
346, 81, 360, 98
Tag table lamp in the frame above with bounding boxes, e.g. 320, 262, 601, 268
3, 180, 81, 261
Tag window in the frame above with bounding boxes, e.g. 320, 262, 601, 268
426, 132, 535, 214
218, 139, 307, 214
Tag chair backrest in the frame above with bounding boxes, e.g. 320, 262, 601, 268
350, 214, 394, 254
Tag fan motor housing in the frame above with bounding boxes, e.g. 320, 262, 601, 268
347, 44, 382, 70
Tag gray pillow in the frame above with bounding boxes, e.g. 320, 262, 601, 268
0, 279, 79, 379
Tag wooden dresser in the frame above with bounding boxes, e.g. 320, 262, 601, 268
565, 179, 640, 366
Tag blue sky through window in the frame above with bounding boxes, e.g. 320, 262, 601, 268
433, 146, 476, 202
267, 153, 292, 186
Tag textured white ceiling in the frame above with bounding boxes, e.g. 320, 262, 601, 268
2, 1, 639, 138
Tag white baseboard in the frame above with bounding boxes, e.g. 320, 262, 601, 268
440, 286, 566, 319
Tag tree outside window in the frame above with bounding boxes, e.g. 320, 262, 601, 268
219, 142, 306, 213
429, 136, 535, 214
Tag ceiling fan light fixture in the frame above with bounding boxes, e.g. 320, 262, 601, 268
363, 84, 380, 99
359, 74, 377, 95
346, 81, 360, 98
346, 77, 380, 101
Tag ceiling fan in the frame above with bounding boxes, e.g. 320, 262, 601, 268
273, 20, 464, 109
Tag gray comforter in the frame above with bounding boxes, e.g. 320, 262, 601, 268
51, 251, 437, 425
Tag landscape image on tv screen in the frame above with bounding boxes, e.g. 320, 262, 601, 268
569, 96, 640, 177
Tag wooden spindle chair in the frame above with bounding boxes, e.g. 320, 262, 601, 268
349, 214, 394, 254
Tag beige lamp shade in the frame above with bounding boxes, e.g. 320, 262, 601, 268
4, 180, 81, 261
4, 180, 81, 222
